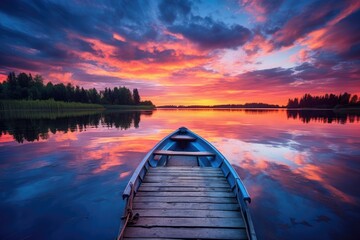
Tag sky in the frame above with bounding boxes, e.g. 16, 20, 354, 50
0, 0, 359, 106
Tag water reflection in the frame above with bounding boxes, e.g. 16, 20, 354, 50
287, 109, 360, 124
0, 109, 359, 240
0, 110, 153, 143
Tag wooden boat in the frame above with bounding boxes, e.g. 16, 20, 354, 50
117, 127, 256, 239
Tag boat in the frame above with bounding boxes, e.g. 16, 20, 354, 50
117, 127, 256, 239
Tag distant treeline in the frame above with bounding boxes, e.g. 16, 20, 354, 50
287, 93, 360, 108
0, 72, 154, 106
158, 103, 281, 108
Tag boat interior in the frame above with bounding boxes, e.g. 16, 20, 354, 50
118, 127, 256, 239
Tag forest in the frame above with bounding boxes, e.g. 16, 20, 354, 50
287, 93, 360, 108
0, 72, 154, 106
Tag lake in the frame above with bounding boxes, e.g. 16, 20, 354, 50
0, 109, 359, 239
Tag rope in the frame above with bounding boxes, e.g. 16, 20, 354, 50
116, 183, 139, 240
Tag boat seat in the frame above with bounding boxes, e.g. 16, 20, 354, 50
170, 135, 196, 142
153, 150, 215, 157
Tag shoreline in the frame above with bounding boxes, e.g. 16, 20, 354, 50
0, 99, 156, 111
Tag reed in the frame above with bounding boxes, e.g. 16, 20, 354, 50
0, 109, 103, 120
0, 99, 105, 111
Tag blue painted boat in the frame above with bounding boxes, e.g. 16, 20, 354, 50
118, 127, 256, 239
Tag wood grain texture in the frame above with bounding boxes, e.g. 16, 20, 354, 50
124, 227, 248, 239
121, 165, 249, 239
132, 202, 240, 211
132, 209, 242, 218
138, 186, 232, 192
140, 182, 229, 187
149, 166, 220, 171
133, 196, 237, 203
145, 172, 224, 177
143, 176, 227, 183
136, 191, 235, 198
129, 217, 245, 228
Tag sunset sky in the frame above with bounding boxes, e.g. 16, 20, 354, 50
0, 0, 359, 105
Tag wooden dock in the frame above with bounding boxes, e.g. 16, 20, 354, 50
122, 166, 249, 239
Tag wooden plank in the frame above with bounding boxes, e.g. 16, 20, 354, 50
133, 202, 240, 211
148, 168, 222, 171
123, 238, 179, 240
153, 150, 216, 157
133, 196, 237, 203
136, 191, 235, 198
170, 135, 196, 141
139, 182, 229, 188
123, 239, 178, 240
149, 168, 221, 172
144, 174, 224, 178
124, 227, 248, 239
138, 186, 232, 192
129, 217, 245, 228
143, 177, 226, 184
149, 170, 220, 173
147, 172, 223, 176
149, 168, 221, 171
146, 171, 222, 175
143, 176, 225, 181
142, 179, 228, 184
145, 174, 224, 179
131, 209, 242, 218
147, 171, 225, 178
150, 167, 220, 171
166, 155, 198, 167
145, 172, 224, 177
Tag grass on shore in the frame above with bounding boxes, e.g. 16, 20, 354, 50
0, 99, 156, 112
0, 109, 103, 120
0, 99, 105, 111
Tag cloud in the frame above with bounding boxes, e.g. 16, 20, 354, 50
240, 0, 284, 22
307, 9, 360, 62
270, 0, 343, 48
158, 0, 191, 24
0, 0, 96, 37
168, 16, 252, 50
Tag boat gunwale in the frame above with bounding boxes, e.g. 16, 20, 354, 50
191, 129, 251, 203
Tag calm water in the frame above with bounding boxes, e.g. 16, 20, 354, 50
0, 109, 359, 240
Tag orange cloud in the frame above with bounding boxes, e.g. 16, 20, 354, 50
69, 34, 215, 88
48, 72, 74, 84
113, 33, 126, 42
294, 1, 360, 61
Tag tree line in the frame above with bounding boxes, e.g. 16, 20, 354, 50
287, 93, 360, 108
0, 72, 154, 106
